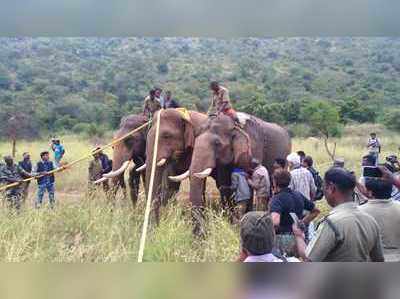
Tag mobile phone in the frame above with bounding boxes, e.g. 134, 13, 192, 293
362, 166, 382, 178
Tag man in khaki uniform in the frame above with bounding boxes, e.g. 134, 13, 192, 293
88, 149, 107, 196
293, 167, 384, 262
359, 171, 400, 261
143, 89, 161, 119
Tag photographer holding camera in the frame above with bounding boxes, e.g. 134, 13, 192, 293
359, 166, 400, 261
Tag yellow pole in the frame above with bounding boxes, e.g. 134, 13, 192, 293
138, 110, 162, 262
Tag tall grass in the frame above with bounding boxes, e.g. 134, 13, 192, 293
0, 124, 399, 261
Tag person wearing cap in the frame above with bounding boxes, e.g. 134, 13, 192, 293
333, 157, 345, 168
35, 151, 56, 208
238, 211, 300, 262
287, 152, 316, 201
247, 159, 270, 211
293, 167, 384, 262
88, 148, 110, 195
0, 155, 30, 210
359, 166, 400, 261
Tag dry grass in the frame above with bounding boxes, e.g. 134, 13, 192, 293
0, 124, 399, 261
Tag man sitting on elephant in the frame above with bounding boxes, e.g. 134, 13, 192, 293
208, 81, 240, 125
143, 89, 161, 119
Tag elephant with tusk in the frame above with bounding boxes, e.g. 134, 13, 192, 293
108, 114, 148, 206
188, 113, 291, 236
144, 108, 210, 224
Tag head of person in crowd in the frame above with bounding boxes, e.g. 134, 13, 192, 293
4, 155, 13, 167
240, 212, 275, 257
302, 155, 313, 169
92, 147, 101, 160
363, 177, 393, 200
333, 157, 345, 168
286, 152, 301, 170
323, 167, 356, 208
149, 89, 156, 100
297, 151, 306, 163
22, 152, 30, 161
273, 158, 287, 172
272, 169, 291, 193
250, 158, 261, 171
165, 90, 172, 100
210, 81, 219, 92
370, 132, 377, 139
154, 87, 162, 98
362, 154, 376, 167
54, 139, 61, 145
40, 151, 50, 162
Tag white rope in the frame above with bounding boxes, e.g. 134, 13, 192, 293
138, 110, 162, 262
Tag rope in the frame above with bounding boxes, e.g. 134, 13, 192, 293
138, 110, 162, 262
0, 120, 151, 192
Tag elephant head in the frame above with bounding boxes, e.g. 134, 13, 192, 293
144, 109, 207, 223
188, 113, 291, 235
107, 114, 148, 203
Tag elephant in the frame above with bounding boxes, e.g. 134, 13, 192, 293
141, 108, 208, 224
189, 113, 292, 234
100, 114, 149, 206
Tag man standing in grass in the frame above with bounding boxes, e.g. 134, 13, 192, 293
0, 156, 30, 210
35, 151, 56, 208
18, 152, 33, 202
367, 132, 381, 165
51, 138, 65, 168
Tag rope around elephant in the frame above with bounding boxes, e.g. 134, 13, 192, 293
0, 120, 152, 192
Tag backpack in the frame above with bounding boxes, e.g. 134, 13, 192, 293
310, 167, 324, 201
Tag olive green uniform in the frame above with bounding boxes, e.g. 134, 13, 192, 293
306, 202, 384, 262
0, 163, 27, 209
359, 199, 400, 261
88, 158, 105, 196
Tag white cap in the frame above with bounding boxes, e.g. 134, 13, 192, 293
287, 152, 301, 167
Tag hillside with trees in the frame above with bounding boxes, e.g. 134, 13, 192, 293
0, 37, 399, 139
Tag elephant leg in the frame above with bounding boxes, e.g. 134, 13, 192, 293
128, 168, 141, 207
190, 177, 206, 237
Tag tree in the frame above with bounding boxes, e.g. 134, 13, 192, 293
382, 109, 400, 132
301, 100, 342, 161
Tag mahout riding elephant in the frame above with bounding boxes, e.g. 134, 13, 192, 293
141, 108, 208, 224
99, 114, 148, 206
189, 113, 292, 235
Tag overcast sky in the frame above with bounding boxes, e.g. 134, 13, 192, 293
1, 0, 399, 36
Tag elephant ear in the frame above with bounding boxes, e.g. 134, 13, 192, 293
232, 129, 252, 168
184, 121, 195, 151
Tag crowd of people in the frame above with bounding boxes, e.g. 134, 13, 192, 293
237, 138, 400, 262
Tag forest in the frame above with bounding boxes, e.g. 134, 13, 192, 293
1, 37, 400, 139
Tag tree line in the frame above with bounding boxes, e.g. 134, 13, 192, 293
0, 37, 400, 140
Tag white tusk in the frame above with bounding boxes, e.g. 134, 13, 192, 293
103, 161, 130, 178
136, 163, 146, 172
168, 170, 190, 182
128, 160, 136, 171
94, 177, 108, 184
193, 168, 213, 179
156, 158, 167, 167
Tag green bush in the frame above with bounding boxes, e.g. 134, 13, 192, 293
382, 109, 400, 132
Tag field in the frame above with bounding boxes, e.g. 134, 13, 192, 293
0, 124, 399, 262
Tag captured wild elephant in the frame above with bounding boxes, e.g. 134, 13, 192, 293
101, 114, 148, 206
189, 113, 291, 234
141, 108, 208, 224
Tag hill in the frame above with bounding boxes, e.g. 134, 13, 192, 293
1, 37, 400, 138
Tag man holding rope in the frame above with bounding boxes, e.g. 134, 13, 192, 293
0, 156, 31, 210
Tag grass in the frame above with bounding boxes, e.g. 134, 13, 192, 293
0, 123, 399, 262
